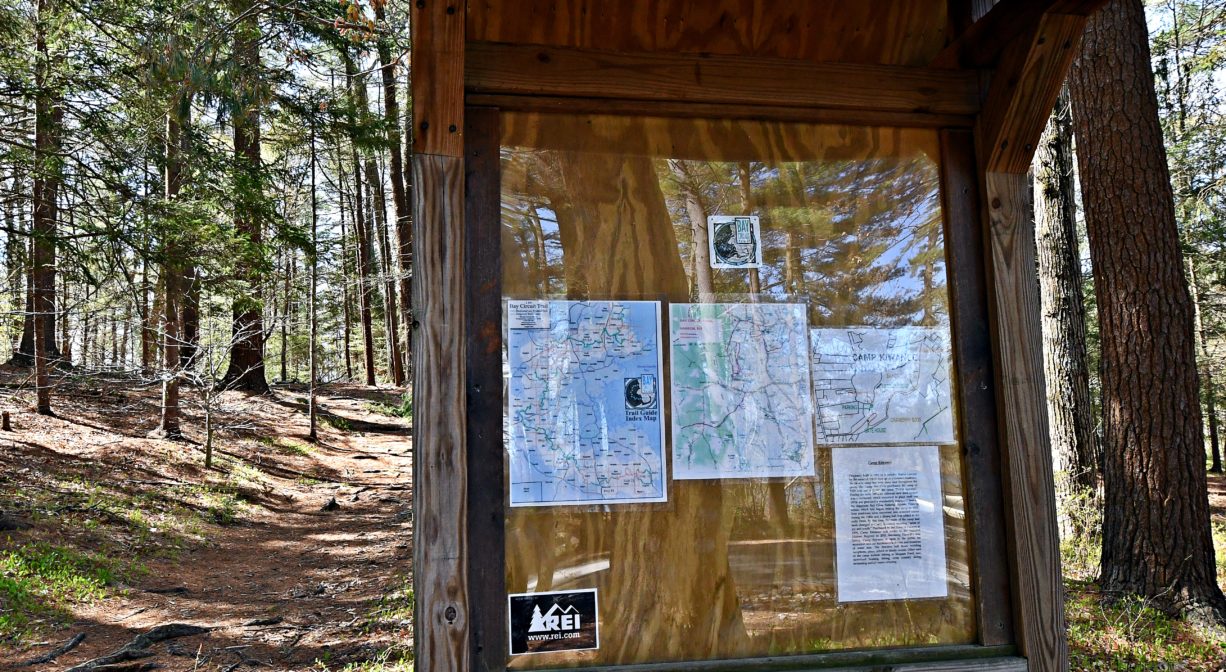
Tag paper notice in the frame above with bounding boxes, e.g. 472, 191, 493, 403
832, 445, 948, 602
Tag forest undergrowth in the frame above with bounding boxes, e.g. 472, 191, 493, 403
0, 367, 415, 671
1062, 476, 1226, 671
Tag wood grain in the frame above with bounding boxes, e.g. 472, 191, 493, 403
544, 648, 1025, 672
932, 0, 1108, 68
411, 0, 465, 157
412, 154, 469, 672
466, 0, 950, 67
465, 94, 976, 129
980, 14, 1086, 174
983, 171, 1068, 671
499, 112, 942, 164
500, 113, 978, 667
940, 129, 1014, 647
466, 42, 982, 117
463, 107, 505, 672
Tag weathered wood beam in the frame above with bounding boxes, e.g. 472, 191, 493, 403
412, 0, 465, 157
411, 2, 467, 672
412, 153, 469, 672
933, 0, 1109, 69
466, 93, 975, 129
979, 13, 1086, 173
983, 172, 1068, 672
466, 42, 982, 116
940, 129, 1014, 648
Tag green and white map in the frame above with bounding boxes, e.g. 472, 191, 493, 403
506, 300, 666, 507
669, 303, 816, 479
810, 327, 955, 444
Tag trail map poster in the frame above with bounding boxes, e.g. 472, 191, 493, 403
811, 327, 956, 444
506, 300, 667, 506
670, 302, 816, 479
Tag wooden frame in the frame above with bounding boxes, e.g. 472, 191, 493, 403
411, 2, 1107, 671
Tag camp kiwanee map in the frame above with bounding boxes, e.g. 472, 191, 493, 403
506, 300, 666, 506
810, 327, 955, 444
670, 303, 816, 479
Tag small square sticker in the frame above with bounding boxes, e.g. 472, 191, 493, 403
708, 215, 763, 269
624, 374, 657, 410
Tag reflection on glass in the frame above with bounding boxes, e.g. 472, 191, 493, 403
500, 113, 974, 669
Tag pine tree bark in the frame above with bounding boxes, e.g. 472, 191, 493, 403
221, 0, 269, 392
372, 5, 412, 382
345, 55, 377, 387
338, 163, 354, 382
7, 170, 26, 356
1034, 86, 1100, 534
1187, 260, 1223, 473
180, 266, 200, 369
1068, 0, 1226, 623
140, 255, 153, 372
280, 248, 291, 382
308, 119, 319, 442
370, 160, 404, 385
30, 0, 59, 413
667, 161, 715, 302
154, 92, 187, 438
355, 69, 403, 385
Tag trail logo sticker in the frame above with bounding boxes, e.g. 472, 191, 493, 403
509, 589, 599, 655
709, 215, 763, 269
624, 374, 658, 410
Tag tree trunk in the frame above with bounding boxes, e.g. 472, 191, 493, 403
373, 5, 413, 384
345, 54, 377, 387
221, 0, 268, 392
308, 119, 319, 442
140, 255, 153, 372
667, 161, 715, 302
59, 267, 69, 361
7, 169, 26, 357
1034, 86, 1100, 536
180, 266, 200, 369
339, 162, 354, 381
281, 248, 291, 382
155, 94, 187, 439
369, 159, 404, 385
1068, 0, 1226, 623
355, 68, 403, 385
31, 0, 59, 414
1187, 261, 1223, 473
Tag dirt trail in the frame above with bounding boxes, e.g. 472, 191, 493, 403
0, 379, 415, 671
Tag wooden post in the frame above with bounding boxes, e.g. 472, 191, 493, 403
411, 1, 467, 671
983, 171, 1068, 671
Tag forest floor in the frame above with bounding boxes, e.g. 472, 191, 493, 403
0, 367, 414, 671
1064, 472, 1226, 670
3, 368, 1226, 670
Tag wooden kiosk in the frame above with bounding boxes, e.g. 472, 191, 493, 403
411, 2, 1107, 671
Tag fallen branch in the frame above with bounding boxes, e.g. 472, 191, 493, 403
65, 624, 210, 671
91, 663, 158, 671
22, 632, 86, 666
